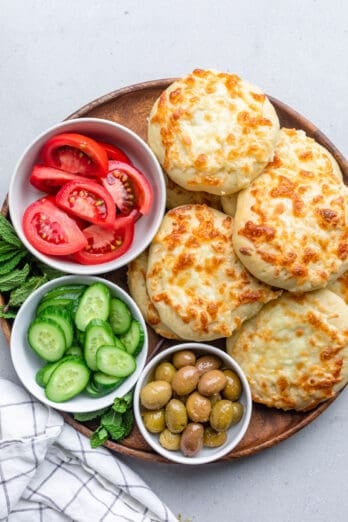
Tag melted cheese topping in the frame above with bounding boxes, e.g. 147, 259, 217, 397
146, 204, 280, 341
148, 69, 280, 195
127, 250, 180, 340
227, 289, 348, 411
233, 128, 347, 291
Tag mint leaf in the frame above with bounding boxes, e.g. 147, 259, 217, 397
73, 407, 109, 422
0, 215, 23, 248
101, 410, 125, 440
90, 426, 109, 448
0, 264, 30, 292
121, 408, 134, 438
0, 242, 17, 255
112, 390, 133, 413
0, 251, 27, 275
8, 276, 48, 307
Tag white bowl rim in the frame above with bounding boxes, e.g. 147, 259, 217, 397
10, 274, 149, 413
8, 117, 166, 275
133, 342, 252, 465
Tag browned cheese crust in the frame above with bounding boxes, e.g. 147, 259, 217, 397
227, 289, 348, 411
146, 204, 281, 341
148, 69, 280, 195
233, 128, 347, 292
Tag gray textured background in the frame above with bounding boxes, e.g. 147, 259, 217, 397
0, 1, 347, 521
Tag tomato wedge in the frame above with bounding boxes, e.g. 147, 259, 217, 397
98, 141, 132, 164
55, 179, 116, 228
71, 214, 135, 265
40, 133, 108, 178
102, 160, 153, 215
29, 165, 87, 193
22, 197, 88, 256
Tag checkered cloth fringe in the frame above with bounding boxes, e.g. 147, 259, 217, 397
0, 379, 176, 522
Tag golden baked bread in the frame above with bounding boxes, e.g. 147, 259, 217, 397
146, 204, 281, 341
127, 250, 180, 340
327, 271, 348, 304
233, 128, 347, 292
164, 172, 223, 211
226, 289, 348, 411
148, 69, 280, 195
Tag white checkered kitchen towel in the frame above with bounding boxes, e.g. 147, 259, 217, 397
0, 379, 177, 522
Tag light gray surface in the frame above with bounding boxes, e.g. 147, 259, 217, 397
0, 1, 347, 521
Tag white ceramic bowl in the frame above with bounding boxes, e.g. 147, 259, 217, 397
133, 343, 252, 465
10, 275, 149, 413
8, 118, 166, 275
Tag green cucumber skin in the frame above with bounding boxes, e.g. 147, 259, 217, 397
28, 318, 66, 362
36, 356, 82, 387
75, 283, 111, 332
38, 306, 74, 349
36, 298, 74, 316
119, 320, 145, 356
65, 345, 83, 358
109, 298, 132, 335
45, 360, 90, 402
41, 285, 87, 301
84, 319, 116, 371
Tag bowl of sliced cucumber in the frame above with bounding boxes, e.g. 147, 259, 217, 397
10, 275, 148, 412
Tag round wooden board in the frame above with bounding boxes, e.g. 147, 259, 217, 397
2, 79, 347, 463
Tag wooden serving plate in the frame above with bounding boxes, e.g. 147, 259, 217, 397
2, 79, 347, 463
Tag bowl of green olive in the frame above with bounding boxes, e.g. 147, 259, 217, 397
133, 343, 252, 465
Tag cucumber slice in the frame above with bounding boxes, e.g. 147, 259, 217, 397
28, 318, 66, 361
92, 371, 124, 392
109, 298, 132, 335
96, 345, 136, 377
85, 380, 105, 398
38, 306, 74, 349
114, 336, 126, 351
65, 345, 83, 358
36, 360, 62, 387
36, 298, 74, 315
84, 319, 116, 371
41, 284, 86, 301
119, 320, 144, 356
75, 283, 111, 332
45, 359, 90, 402
35, 355, 81, 386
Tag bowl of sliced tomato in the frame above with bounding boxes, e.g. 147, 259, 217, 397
8, 118, 166, 274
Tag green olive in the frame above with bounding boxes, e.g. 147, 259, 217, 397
203, 426, 228, 448
159, 429, 181, 451
142, 409, 166, 433
154, 361, 176, 383
230, 402, 244, 424
186, 391, 211, 423
209, 399, 234, 432
171, 365, 200, 396
180, 423, 204, 457
222, 369, 242, 401
140, 380, 172, 410
165, 399, 188, 433
209, 393, 222, 407
197, 369, 227, 397
172, 350, 196, 369
195, 354, 222, 375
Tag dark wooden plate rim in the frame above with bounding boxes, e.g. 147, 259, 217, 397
1, 78, 347, 463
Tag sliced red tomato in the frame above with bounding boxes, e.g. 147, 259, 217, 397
102, 160, 153, 215
55, 179, 116, 228
22, 197, 88, 256
98, 141, 132, 164
40, 133, 108, 178
29, 165, 90, 193
71, 214, 135, 265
